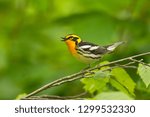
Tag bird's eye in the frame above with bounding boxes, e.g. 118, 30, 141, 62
72, 37, 79, 41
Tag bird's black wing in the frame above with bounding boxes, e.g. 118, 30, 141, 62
77, 41, 107, 55
75, 41, 108, 59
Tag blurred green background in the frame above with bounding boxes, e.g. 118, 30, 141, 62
0, 0, 150, 99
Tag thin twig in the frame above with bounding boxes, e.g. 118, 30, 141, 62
129, 58, 150, 67
119, 65, 137, 69
22, 92, 87, 100
23, 52, 150, 99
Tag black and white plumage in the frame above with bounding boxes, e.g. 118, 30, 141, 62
75, 41, 124, 63
62, 34, 124, 63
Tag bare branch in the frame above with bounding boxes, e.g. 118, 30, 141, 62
129, 58, 150, 67
22, 92, 87, 100
23, 52, 150, 99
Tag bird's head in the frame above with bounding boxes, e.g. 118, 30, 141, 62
61, 34, 81, 45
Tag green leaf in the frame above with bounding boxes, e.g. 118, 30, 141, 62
93, 91, 133, 100
81, 61, 111, 94
111, 67, 136, 96
81, 70, 109, 94
110, 78, 130, 95
94, 70, 110, 79
137, 63, 150, 87
92, 61, 111, 79
81, 77, 109, 94
98, 61, 110, 70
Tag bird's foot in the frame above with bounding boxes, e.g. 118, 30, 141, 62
80, 64, 91, 72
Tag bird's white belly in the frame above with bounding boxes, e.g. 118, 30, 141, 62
75, 53, 100, 63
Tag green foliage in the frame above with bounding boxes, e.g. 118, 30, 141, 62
81, 61, 110, 94
81, 77, 109, 94
109, 78, 131, 96
0, 0, 150, 99
111, 67, 136, 96
81, 63, 150, 100
93, 92, 133, 100
81, 66, 136, 98
137, 64, 150, 87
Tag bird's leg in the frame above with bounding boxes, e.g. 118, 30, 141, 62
81, 64, 91, 72
80, 64, 95, 78
85, 64, 91, 69
97, 59, 101, 70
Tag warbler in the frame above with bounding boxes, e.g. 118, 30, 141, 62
62, 34, 124, 63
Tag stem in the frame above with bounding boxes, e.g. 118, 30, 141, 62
24, 52, 150, 98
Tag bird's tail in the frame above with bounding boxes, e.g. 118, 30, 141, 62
105, 41, 125, 53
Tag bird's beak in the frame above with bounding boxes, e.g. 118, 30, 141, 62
61, 37, 67, 41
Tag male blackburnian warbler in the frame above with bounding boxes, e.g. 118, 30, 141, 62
62, 34, 124, 64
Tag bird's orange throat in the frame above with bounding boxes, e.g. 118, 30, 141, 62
65, 40, 77, 56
